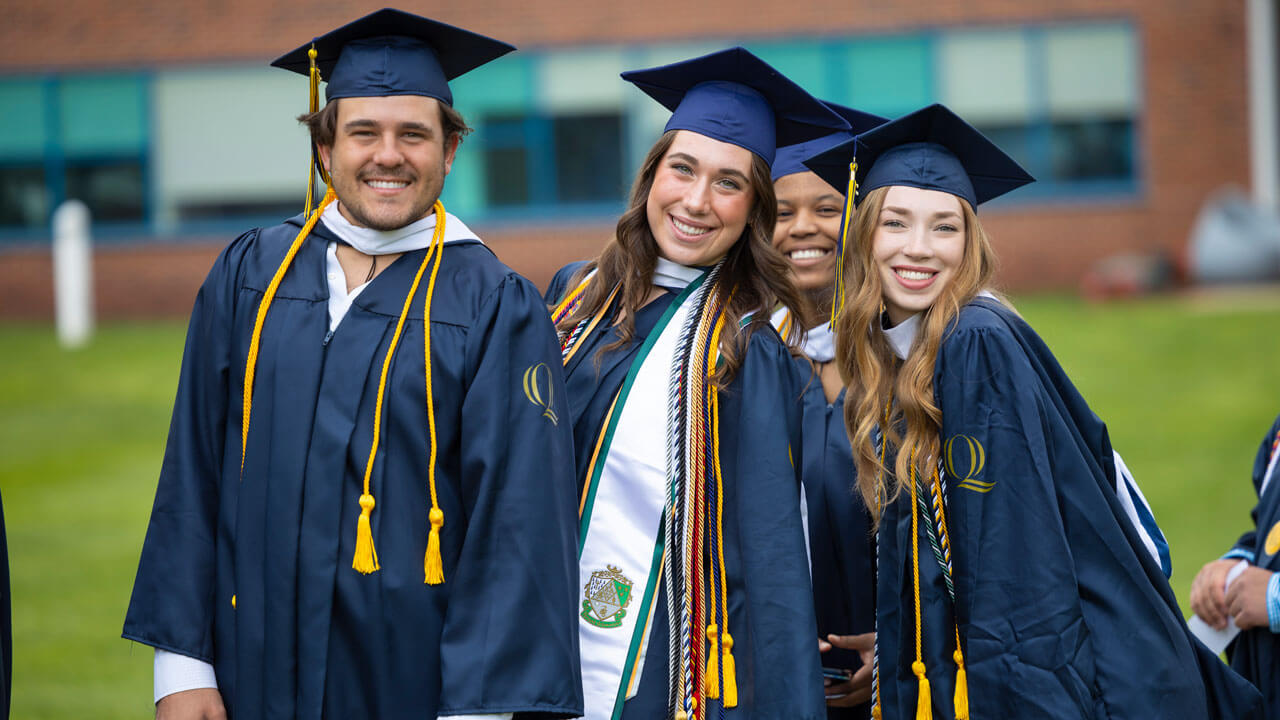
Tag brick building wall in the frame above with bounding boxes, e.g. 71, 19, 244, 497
0, 0, 1251, 318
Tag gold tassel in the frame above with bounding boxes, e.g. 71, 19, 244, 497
953, 648, 969, 720
722, 630, 738, 708
913, 660, 932, 720
704, 624, 720, 698
872, 704, 882, 720
424, 507, 445, 584
352, 493, 380, 574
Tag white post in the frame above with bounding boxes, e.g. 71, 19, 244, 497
1248, 0, 1279, 209
52, 200, 93, 349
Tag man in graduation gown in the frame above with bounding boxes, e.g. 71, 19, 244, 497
122, 10, 583, 720
1191, 412, 1280, 715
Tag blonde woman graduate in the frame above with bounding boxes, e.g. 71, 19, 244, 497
544, 48, 849, 720
768, 101, 884, 720
803, 104, 1264, 719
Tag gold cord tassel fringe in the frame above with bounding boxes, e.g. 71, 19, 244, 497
721, 630, 738, 707
704, 624, 720, 698
353, 493, 380, 573
424, 508, 445, 584
913, 660, 932, 720
953, 648, 969, 720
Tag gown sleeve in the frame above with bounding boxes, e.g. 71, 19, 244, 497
722, 330, 825, 719
935, 324, 1102, 718
1227, 414, 1280, 559
437, 274, 583, 717
122, 231, 254, 661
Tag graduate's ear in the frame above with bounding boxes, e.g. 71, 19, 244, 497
442, 132, 459, 177
316, 142, 333, 176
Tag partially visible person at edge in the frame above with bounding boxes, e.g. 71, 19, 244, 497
544, 47, 848, 720
122, 9, 582, 720
1191, 411, 1280, 715
0, 489, 9, 720
804, 103, 1264, 719
768, 101, 884, 719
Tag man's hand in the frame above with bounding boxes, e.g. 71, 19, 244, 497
156, 688, 226, 720
1226, 566, 1275, 631
818, 632, 875, 708
1191, 558, 1239, 630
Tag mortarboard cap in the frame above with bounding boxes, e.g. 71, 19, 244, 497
771, 102, 886, 182
621, 47, 850, 166
803, 103, 1034, 210
271, 8, 515, 105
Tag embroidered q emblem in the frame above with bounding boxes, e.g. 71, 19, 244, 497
945, 434, 993, 493
522, 362, 558, 425
581, 565, 633, 628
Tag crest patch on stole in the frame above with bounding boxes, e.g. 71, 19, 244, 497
581, 565, 634, 628
1266, 522, 1280, 556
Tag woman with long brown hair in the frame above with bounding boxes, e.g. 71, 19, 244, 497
545, 48, 848, 720
805, 103, 1263, 719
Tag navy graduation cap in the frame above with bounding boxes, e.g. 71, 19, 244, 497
271, 7, 515, 105
803, 103, 1034, 210
771, 102, 886, 182
621, 47, 850, 166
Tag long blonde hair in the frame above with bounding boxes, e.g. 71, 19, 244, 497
835, 185, 1000, 521
556, 130, 803, 385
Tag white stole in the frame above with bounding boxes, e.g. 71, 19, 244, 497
577, 275, 706, 719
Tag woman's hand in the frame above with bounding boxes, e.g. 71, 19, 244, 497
156, 688, 227, 720
1225, 565, 1275, 630
1191, 558, 1240, 629
818, 632, 875, 707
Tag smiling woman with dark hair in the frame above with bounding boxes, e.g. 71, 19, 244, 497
545, 47, 849, 720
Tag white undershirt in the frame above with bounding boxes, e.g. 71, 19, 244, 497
154, 206, 509, 719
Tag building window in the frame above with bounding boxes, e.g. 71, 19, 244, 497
479, 111, 626, 210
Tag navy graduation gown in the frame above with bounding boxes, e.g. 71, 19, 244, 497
124, 215, 583, 719
1226, 412, 1280, 714
0, 489, 9, 720
546, 264, 826, 720
873, 298, 1262, 720
793, 367, 875, 720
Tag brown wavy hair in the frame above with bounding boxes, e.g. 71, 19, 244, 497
555, 130, 804, 386
835, 185, 1001, 522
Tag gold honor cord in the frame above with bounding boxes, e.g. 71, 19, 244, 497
352, 200, 448, 580
831, 160, 858, 327
561, 285, 619, 367
928, 466, 969, 719
419, 204, 448, 584
871, 399, 891, 720
241, 187, 337, 474
704, 306, 737, 707
908, 450, 933, 720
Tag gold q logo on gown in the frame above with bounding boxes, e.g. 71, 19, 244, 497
1266, 522, 1280, 556
581, 565, 633, 629
522, 363, 558, 425
946, 434, 994, 493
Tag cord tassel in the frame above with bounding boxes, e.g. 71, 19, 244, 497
953, 648, 969, 720
352, 493, 380, 573
913, 661, 932, 720
721, 631, 738, 707
703, 625, 720, 698
424, 508, 445, 584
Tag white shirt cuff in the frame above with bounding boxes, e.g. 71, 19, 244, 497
154, 648, 218, 704
439, 715, 514, 720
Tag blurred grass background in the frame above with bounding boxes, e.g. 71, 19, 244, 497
2, 291, 1279, 717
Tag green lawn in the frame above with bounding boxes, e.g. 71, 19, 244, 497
1, 291, 1278, 717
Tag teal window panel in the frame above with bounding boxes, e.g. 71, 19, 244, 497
0, 79, 49, 158
440, 147, 484, 217
837, 36, 932, 118
450, 55, 533, 115
59, 74, 147, 155
747, 42, 829, 98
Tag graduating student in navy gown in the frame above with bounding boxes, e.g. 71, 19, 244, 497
122, 10, 582, 720
1191, 412, 1280, 715
767, 102, 883, 720
544, 48, 849, 720
804, 104, 1264, 719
